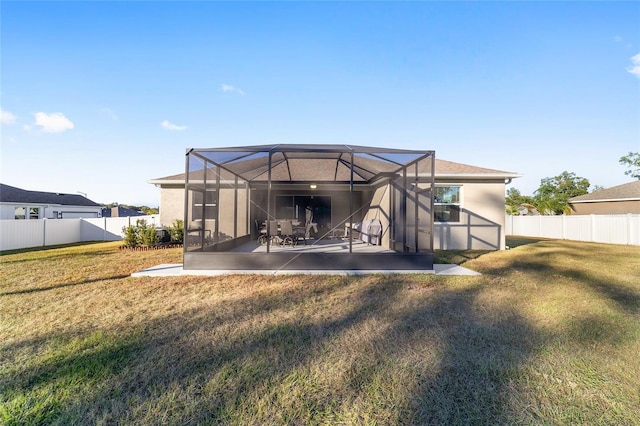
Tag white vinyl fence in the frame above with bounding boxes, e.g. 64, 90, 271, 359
506, 214, 640, 246
0, 216, 160, 251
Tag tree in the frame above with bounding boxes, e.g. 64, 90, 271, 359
619, 152, 640, 180
533, 171, 590, 215
505, 188, 535, 215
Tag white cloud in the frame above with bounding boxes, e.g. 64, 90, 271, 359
33, 112, 74, 133
1, 108, 17, 124
628, 53, 640, 78
220, 84, 245, 96
160, 120, 187, 131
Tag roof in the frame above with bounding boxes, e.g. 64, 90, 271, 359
188, 144, 435, 183
0, 183, 101, 207
569, 181, 640, 203
149, 158, 520, 185
434, 159, 521, 178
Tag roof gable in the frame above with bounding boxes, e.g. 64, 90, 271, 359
0, 183, 101, 207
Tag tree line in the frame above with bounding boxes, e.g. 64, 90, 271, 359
506, 152, 639, 215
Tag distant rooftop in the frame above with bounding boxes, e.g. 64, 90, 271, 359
570, 181, 640, 203
0, 183, 101, 207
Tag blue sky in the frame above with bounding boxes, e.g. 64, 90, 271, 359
1, 1, 639, 206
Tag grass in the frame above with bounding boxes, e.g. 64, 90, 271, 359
1, 239, 639, 425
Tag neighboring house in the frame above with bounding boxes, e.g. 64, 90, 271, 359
569, 181, 640, 215
0, 183, 103, 219
101, 206, 146, 218
149, 147, 520, 253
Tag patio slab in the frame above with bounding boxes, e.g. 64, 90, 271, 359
131, 263, 481, 277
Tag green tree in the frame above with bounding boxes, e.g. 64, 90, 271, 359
505, 188, 535, 215
534, 171, 590, 215
619, 152, 640, 180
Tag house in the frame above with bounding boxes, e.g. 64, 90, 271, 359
101, 206, 146, 218
149, 145, 519, 272
0, 183, 103, 219
569, 181, 640, 214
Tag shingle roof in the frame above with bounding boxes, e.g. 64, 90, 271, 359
434, 159, 519, 176
0, 183, 101, 206
149, 158, 519, 184
569, 181, 640, 203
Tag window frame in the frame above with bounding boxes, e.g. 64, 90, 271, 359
433, 185, 462, 223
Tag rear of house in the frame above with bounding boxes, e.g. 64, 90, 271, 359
149, 150, 519, 252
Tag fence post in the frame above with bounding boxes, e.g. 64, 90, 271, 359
538, 215, 542, 237
590, 214, 596, 242
42, 219, 46, 247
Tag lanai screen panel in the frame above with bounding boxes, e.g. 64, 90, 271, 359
185, 150, 250, 253
185, 145, 435, 256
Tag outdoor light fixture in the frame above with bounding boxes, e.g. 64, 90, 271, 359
310, 184, 317, 189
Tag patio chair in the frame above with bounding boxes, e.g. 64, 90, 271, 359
256, 219, 268, 245
280, 220, 298, 247
268, 220, 281, 245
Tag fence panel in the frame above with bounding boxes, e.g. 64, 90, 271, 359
0, 215, 161, 251
507, 214, 640, 246
0, 220, 45, 251
44, 219, 82, 246
564, 215, 593, 242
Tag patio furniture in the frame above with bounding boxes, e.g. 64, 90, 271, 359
256, 219, 268, 245
360, 219, 382, 245
280, 220, 298, 247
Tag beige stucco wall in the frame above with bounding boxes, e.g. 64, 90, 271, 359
159, 185, 185, 226
571, 200, 640, 215
362, 184, 391, 248
433, 180, 507, 250
158, 178, 508, 250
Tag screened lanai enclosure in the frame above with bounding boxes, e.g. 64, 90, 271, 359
184, 144, 435, 271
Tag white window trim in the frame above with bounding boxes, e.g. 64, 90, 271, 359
434, 185, 463, 223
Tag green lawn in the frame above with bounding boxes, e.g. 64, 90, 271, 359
1, 239, 639, 425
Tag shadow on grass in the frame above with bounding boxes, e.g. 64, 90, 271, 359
0, 241, 111, 257
0, 275, 130, 296
4, 243, 639, 423
0, 274, 541, 424
505, 236, 548, 249
433, 249, 491, 265
0, 249, 120, 266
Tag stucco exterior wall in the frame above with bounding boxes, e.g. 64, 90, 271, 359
218, 187, 249, 238
158, 178, 509, 251
433, 180, 507, 250
159, 186, 186, 226
362, 184, 391, 248
570, 200, 640, 215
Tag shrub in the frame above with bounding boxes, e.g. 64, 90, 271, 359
167, 219, 184, 244
122, 225, 139, 248
122, 219, 160, 248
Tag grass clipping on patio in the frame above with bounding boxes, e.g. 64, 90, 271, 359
1, 240, 639, 424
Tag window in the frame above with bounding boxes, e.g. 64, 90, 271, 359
434, 186, 461, 222
192, 190, 217, 221
29, 207, 40, 219
14, 207, 26, 220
